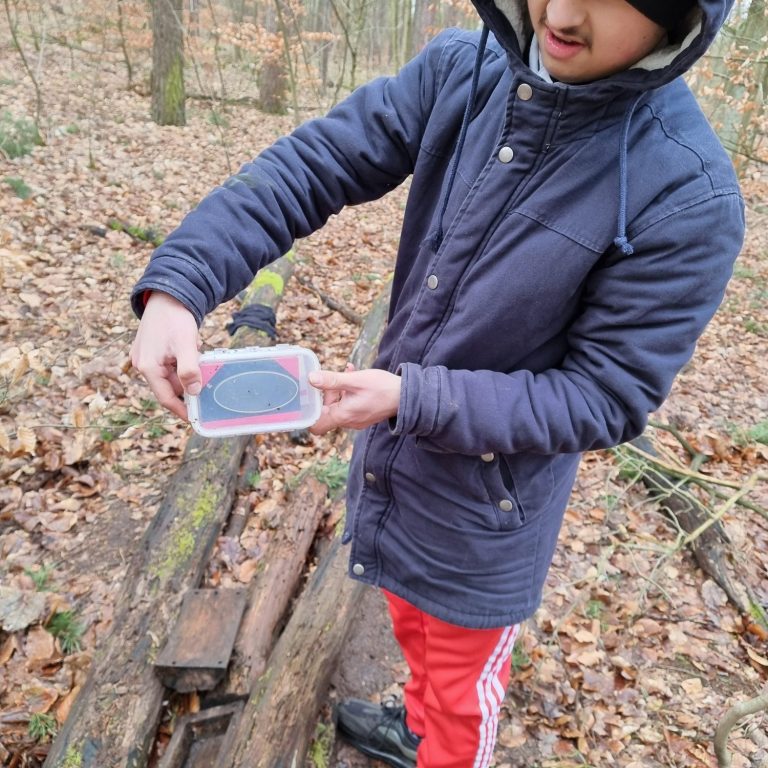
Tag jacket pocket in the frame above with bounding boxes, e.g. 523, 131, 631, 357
480, 456, 525, 531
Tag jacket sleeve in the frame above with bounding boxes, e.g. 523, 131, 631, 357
392, 191, 745, 455
130, 31, 461, 324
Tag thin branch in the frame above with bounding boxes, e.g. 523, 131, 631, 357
714, 686, 768, 768
296, 273, 364, 325
2, 0, 44, 129
618, 443, 747, 489
679, 473, 759, 548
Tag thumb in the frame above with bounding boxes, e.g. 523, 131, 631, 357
309, 370, 350, 391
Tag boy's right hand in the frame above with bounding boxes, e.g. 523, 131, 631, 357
130, 292, 202, 421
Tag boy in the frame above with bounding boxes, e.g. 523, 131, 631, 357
131, 0, 744, 765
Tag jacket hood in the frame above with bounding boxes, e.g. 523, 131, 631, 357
472, 0, 734, 91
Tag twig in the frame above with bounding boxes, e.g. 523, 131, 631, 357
678, 473, 759, 548
296, 274, 364, 325
647, 420, 703, 462
618, 443, 744, 489
714, 685, 768, 768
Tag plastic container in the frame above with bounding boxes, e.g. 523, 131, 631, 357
186, 345, 322, 437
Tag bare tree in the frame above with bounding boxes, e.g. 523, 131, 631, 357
151, 0, 186, 125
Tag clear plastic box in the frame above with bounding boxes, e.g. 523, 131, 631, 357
186, 345, 322, 437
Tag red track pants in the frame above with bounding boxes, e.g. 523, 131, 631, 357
384, 590, 520, 768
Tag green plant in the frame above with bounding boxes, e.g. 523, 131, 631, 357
28, 712, 57, 742
743, 317, 768, 337
308, 722, 333, 768
99, 401, 166, 441
585, 599, 604, 619
25, 564, 53, 591
107, 219, 165, 246
4, 175, 32, 199
62, 744, 83, 767
246, 470, 262, 488
0, 111, 43, 158
732, 264, 756, 280
46, 610, 84, 654
110, 252, 127, 269
747, 421, 768, 445
511, 642, 531, 672
208, 109, 229, 128
312, 457, 349, 492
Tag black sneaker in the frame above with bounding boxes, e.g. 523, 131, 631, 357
336, 698, 421, 768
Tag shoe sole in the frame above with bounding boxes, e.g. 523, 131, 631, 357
340, 733, 416, 768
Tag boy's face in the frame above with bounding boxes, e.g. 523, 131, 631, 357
527, 0, 667, 83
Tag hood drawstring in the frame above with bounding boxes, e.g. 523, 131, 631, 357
613, 93, 645, 256
433, 27, 643, 258
433, 24, 490, 250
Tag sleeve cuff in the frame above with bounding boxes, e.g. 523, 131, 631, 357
389, 362, 442, 437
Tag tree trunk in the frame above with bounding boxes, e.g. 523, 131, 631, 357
151, 0, 186, 125
43, 256, 297, 768
258, 57, 288, 114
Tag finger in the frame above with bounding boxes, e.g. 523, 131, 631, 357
322, 387, 343, 407
309, 402, 343, 435
150, 374, 188, 421
175, 343, 202, 396
167, 368, 185, 398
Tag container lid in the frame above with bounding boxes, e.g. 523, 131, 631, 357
186, 345, 322, 437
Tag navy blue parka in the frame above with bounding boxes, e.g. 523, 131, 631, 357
132, 0, 744, 628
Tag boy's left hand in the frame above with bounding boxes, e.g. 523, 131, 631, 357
308, 367, 401, 435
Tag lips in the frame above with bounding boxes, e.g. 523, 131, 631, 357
543, 27, 586, 59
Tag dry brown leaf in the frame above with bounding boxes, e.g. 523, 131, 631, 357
0, 587, 47, 632
235, 559, 260, 583
679, 677, 704, 697
0, 634, 19, 665
16, 425, 37, 455
55, 684, 81, 725
40, 511, 78, 533
745, 645, 768, 667
24, 626, 57, 663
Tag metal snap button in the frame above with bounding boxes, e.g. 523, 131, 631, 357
480, 453, 495, 462
365, 472, 376, 484
499, 499, 514, 512
517, 83, 533, 101
498, 146, 514, 163
352, 563, 365, 576
427, 274, 439, 289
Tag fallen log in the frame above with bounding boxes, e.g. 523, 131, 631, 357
44, 254, 297, 768
219, 475, 330, 697
626, 434, 767, 629
221, 529, 364, 768
217, 281, 392, 767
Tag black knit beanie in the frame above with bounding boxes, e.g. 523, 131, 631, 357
625, 0, 697, 29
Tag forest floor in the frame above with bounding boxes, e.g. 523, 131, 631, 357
1, 36, 767, 768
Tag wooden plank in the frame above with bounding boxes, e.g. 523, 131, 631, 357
155, 588, 247, 693
159, 703, 243, 768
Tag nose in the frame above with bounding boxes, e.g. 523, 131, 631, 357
544, 0, 587, 31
